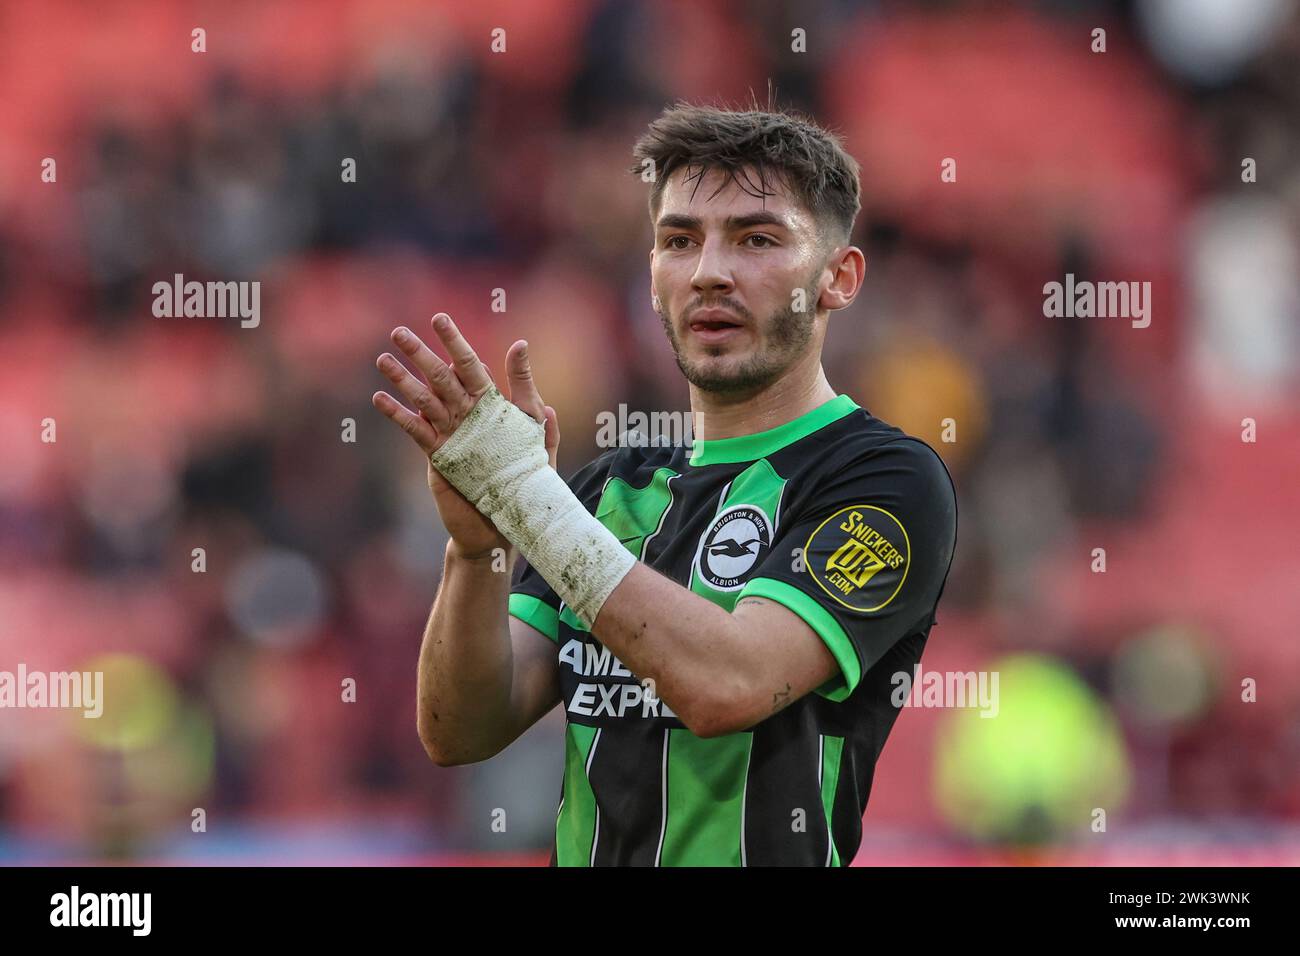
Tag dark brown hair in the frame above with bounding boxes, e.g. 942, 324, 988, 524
630, 100, 862, 248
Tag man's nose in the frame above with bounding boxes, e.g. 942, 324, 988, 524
690, 239, 735, 294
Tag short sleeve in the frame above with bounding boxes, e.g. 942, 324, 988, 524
508, 448, 618, 643
737, 439, 957, 701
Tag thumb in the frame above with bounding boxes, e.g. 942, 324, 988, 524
505, 339, 545, 422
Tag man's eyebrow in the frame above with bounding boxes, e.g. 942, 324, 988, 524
655, 211, 792, 232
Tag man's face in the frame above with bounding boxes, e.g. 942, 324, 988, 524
650, 164, 831, 395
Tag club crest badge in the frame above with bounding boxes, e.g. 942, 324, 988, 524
695, 505, 772, 590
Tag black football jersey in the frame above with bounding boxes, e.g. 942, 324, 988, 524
509, 393, 957, 865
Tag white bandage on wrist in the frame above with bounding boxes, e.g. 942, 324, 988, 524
429, 385, 635, 628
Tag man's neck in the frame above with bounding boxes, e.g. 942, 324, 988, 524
689, 357, 837, 443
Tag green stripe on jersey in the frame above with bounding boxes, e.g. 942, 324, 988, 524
594, 467, 678, 559
659, 730, 753, 866
555, 467, 678, 634
556, 723, 600, 866
820, 734, 845, 867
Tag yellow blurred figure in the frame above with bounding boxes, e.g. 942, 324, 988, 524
934, 654, 1130, 846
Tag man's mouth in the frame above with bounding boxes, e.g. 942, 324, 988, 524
688, 309, 746, 340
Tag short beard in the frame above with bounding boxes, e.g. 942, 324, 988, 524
661, 274, 819, 396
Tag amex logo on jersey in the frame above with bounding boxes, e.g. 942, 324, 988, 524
806, 505, 910, 612
694, 505, 772, 590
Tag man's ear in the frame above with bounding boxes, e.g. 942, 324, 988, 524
818, 245, 866, 312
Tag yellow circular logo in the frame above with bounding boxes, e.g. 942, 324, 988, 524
804, 505, 910, 612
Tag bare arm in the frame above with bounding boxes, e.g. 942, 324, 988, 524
417, 541, 560, 766
591, 565, 839, 739
371, 313, 562, 767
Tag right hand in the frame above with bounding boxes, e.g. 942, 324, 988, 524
372, 315, 561, 560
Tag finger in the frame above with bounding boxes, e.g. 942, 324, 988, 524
504, 339, 545, 422
431, 312, 493, 397
543, 405, 560, 469
372, 391, 438, 454
391, 326, 469, 419
376, 352, 452, 432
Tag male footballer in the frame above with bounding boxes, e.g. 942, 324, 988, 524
372, 104, 957, 866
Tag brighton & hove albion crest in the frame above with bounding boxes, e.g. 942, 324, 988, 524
694, 505, 772, 590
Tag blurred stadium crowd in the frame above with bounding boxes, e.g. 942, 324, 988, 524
0, 0, 1297, 864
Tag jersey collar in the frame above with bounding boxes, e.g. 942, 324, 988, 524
688, 393, 860, 467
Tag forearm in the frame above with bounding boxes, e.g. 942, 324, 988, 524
590, 563, 749, 736
417, 540, 518, 763
423, 387, 747, 732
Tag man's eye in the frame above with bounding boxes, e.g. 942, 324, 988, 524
745, 234, 775, 248
666, 236, 692, 250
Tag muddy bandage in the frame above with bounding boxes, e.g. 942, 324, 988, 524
428, 385, 636, 628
